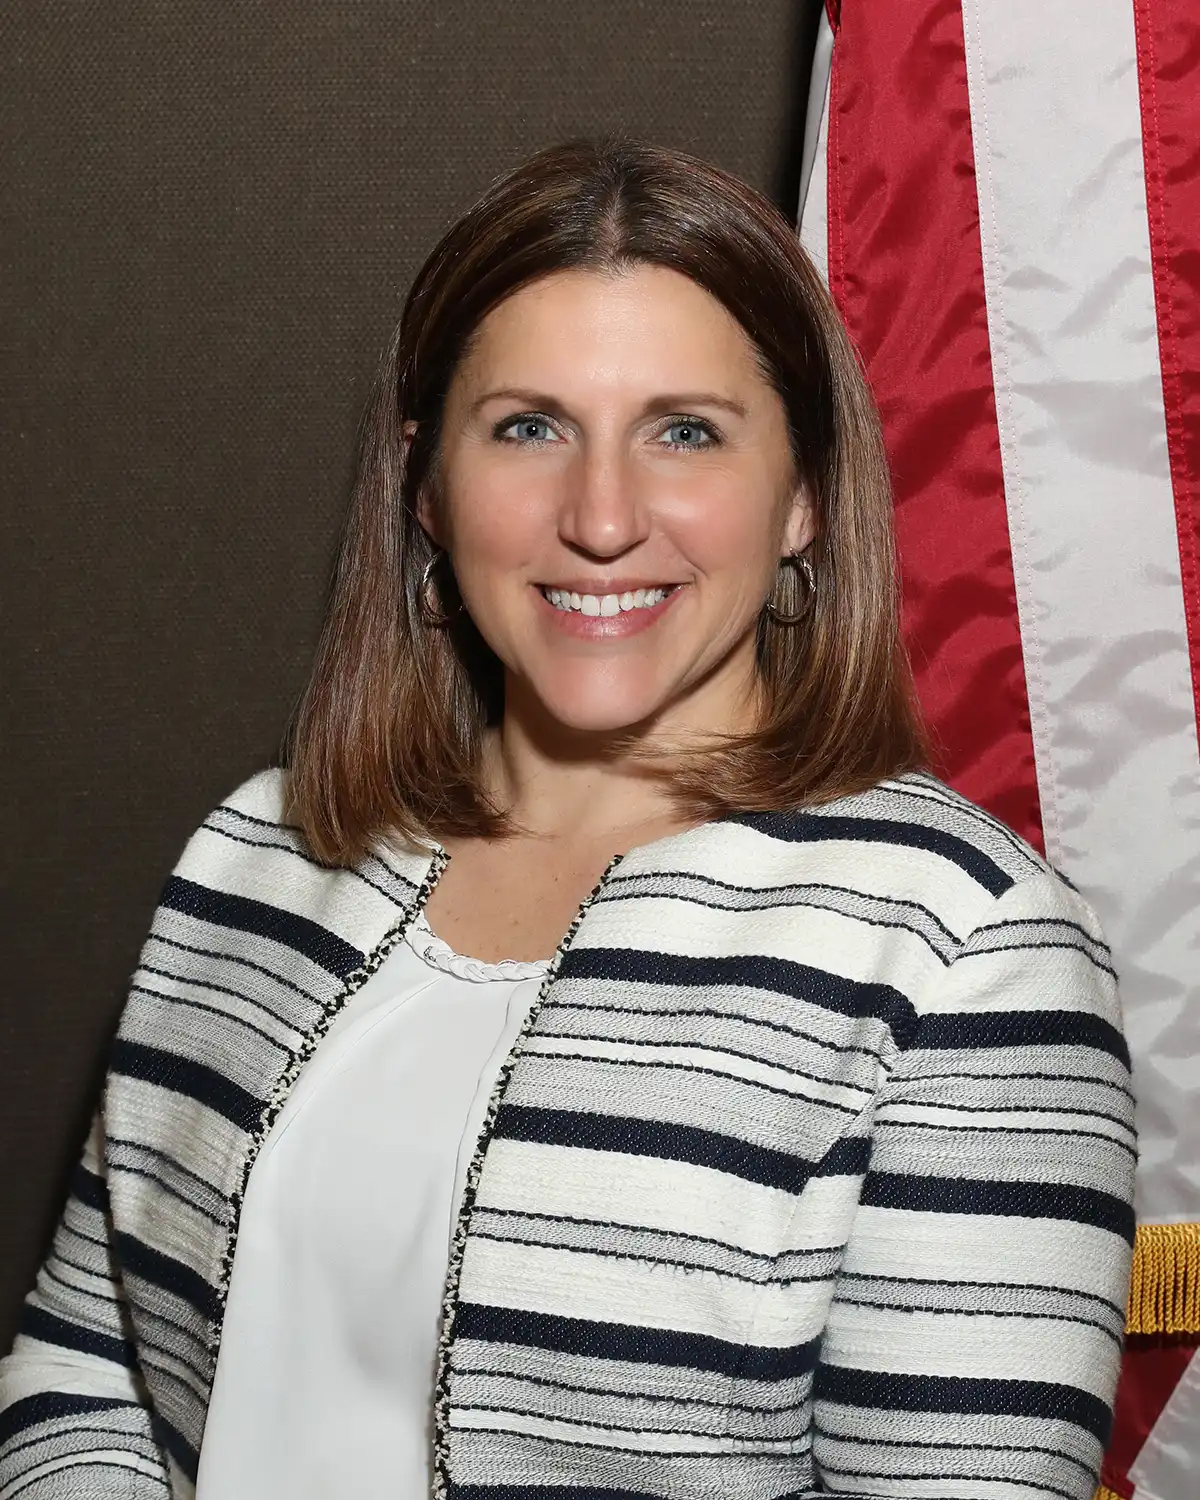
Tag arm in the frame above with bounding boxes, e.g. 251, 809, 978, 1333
813, 869, 1135, 1499
0, 1111, 171, 1497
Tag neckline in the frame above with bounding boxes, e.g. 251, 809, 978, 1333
403, 908, 552, 983
402, 813, 715, 876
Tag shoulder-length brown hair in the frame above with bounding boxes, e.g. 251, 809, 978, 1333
286, 134, 927, 864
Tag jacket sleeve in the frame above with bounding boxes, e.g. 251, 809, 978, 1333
811, 867, 1136, 1499
0, 1109, 171, 1497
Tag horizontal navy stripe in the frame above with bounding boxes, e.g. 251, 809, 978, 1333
69, 1164, 109, 1215
160, 875, 363, 978
815, 1135, 871, 1177
917, 1009, 1130, 1068
109, 1039, 263, 1133
556, 947, 916, 1045
19, 1305, 134, 1368
0, 1390, 132, 1450
494, 1104, 817, 1193
817, 1363, 1114, 1444
115, 1232, 220, 1323
861, 1172, 1135, 1244
731, 810, 1014, 896
455, 1303, 819, 1380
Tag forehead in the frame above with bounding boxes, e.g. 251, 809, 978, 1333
456, 264, 767, 393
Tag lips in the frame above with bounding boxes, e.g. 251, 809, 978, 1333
539, 585, 679, 616
533, 581, 683, 636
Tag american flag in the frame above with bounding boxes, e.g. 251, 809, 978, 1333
796, 3, 1200, 1495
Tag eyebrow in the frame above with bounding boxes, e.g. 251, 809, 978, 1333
467, 387, 750, 422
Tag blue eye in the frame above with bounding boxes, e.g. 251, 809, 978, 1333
498, 416, 558, 444
660, 419, 717, 451
495, 414, 718, 449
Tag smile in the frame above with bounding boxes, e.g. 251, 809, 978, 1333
539, 585, 680, 616
533, 582, 685, 639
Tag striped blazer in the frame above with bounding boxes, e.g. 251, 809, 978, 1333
0, 768, 1136, 1499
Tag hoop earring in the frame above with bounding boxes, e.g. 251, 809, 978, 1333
764, 549, 816, 626
418, 550, 464, 628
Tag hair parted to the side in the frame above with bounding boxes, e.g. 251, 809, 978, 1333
286, 133, 928, 865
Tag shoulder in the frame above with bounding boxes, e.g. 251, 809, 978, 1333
168, 765, 303, 889
219, 764, 292, 824
812, 769, 1051, 890
828, 775, 1121, 1037
742, 770, 1054, 909
734, 770, 1112, 989
833, 770, 1109, 940
843, 771, 1105, 927
155, 767, 434, 948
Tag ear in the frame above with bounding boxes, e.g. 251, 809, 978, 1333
403, 420, 442, 545
782, 482, 817, 556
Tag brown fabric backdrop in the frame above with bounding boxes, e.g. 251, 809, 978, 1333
0, 2, 819, 1348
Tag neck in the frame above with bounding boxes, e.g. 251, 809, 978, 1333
483, 660, 764, 846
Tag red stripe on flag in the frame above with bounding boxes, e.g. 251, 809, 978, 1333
825, 0, 1043, 849
1134, 0, 1200, 738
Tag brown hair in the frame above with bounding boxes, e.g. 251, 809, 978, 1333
286, 134, 927, 864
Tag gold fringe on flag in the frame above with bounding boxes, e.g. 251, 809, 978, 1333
1093, 1486, 1125, 1500
1126, 1221, 1200, 1335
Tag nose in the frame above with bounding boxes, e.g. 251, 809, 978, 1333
555, 440, 650, 559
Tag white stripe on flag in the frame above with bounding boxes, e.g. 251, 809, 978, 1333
961, 0, 1200, 1224
797, 5, 833, 285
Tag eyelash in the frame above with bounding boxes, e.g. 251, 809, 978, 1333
494, 414, 720, 452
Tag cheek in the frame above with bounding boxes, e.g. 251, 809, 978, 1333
669, 474, 779, 574
443, 461, 548, 565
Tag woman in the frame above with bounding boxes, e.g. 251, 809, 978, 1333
0, 137, 1135, 1499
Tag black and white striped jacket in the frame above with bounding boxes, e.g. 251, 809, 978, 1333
0, 768, 1135, 1499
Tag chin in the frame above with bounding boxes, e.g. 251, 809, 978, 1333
532, 683, 670, 738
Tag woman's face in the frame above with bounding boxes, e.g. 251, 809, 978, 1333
420, 264, 813, 739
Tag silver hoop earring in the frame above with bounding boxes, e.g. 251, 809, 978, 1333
418, 550, 464, 628
764, 549, 816, 626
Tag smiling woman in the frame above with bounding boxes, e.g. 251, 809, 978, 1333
0, 137, 1135, 1500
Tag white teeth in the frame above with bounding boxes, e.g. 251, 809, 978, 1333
542, 586, 674, 615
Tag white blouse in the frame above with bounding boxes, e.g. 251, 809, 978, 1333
194, 910, 552, 1500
